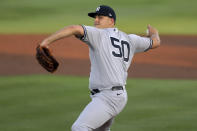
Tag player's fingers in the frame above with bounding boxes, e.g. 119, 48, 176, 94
147, 24, 151, 29
146, 24, 151, 36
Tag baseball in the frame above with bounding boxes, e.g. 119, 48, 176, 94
146, 29, 149, 35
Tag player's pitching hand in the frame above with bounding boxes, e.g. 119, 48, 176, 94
147, 24, 161, 48
147, 24, 159, 37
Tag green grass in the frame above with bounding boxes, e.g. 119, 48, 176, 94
0, 75, 197, 131
0, 0, 197, 34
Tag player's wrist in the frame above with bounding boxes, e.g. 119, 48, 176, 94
40, 40, 50, 48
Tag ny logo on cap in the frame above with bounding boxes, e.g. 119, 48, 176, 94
96, 7, 100, 11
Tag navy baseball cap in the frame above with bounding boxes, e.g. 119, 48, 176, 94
88, 5, 116, 22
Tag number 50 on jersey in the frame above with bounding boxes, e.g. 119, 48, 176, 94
110, 37, 130, 62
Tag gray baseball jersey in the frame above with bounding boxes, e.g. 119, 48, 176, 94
80, 25, 152, 90
73, 25, 152, 130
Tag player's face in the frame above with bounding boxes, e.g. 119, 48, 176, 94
94, 15, 114, 28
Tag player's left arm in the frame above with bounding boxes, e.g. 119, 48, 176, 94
147, 24, 161, 49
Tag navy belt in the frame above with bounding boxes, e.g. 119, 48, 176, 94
91, 86, 123, 95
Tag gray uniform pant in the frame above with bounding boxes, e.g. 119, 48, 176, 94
71, 87, 128, 131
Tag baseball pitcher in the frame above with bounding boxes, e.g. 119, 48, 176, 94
36, 5, 160, 131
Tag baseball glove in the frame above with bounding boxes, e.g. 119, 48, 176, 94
36, 45, 59, 73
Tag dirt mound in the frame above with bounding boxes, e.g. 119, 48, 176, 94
0, 34, 196, 79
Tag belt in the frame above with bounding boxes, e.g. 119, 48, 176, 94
91, 86, 123, 95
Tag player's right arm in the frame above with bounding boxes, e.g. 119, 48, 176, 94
40, 25, 84, 48
128, 24, 160, 53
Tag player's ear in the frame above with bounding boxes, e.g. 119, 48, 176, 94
110, 18, 115, 25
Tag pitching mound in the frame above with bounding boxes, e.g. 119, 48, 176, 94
0, 34, 196, 79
